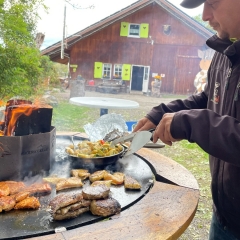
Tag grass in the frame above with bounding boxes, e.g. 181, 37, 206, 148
52, 98, 212, 239
52, 100, 96, 132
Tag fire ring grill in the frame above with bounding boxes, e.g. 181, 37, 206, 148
0, 135, 154, 240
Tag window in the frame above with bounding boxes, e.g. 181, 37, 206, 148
113, 64, 122, 80
102, 63, 111, 80
129, 24, 140, 37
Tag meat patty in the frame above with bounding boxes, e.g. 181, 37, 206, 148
82, 185, 110, 200
52, 206, 90, 220
56, 199, 91, 215
49, 192, 83, 213
90, 197, 121, 217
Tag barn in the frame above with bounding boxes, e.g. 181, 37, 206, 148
41, 0, 214, 94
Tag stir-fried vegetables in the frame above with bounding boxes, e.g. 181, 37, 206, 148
65, 140, 123, 158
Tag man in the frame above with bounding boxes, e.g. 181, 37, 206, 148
133, 0, 240, 239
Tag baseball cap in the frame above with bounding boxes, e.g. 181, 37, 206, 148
180, 0, 205, 9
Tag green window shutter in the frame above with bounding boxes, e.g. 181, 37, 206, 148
120, 22, 129, 37
94, 62, 102, 78
140, 23, 149, 38
122, 64, 131, 81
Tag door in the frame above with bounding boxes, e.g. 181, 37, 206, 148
131, 66, 144, 91
142, 66, 150, 92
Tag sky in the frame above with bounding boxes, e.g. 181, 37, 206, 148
37, 0, 204, 50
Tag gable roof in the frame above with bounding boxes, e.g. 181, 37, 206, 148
41, 0, 213, 62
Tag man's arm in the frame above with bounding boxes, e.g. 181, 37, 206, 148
171, 109, 240, 166
147, 90, 208, 125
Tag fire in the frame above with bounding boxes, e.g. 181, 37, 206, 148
6, 105, 38, 136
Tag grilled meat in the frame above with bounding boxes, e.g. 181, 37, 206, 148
4, 181, 25, 195
12, 191, 30, 202
0, 196, 16, 212
89, 170, 107, 182
22, 183, 51, 195
0, 182, 10, 197
71, 169, 90, 180
91, 180, 112, 187
82, 185, 110, 200
56, 199, 91, 215
104, 172, 125, 185
56, 177, 83, 191
52, 206, 90, 221
124, 175, 141, 190
49, 192, 84, 213
90, 197, 121, 217
14, 196, 40, 210
49, 192, 89, 221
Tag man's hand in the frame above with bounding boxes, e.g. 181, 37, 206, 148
132, 117, 156, 132
153, 113, 180, 146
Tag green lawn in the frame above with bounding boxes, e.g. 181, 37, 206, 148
52, 100, 93, 132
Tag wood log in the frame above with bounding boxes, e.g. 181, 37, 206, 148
4, 100, 52, 136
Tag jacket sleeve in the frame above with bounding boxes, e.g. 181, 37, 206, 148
171, 109, 240, 166
146, 90, 208, 125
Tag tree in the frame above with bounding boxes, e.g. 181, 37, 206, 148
0, 0, 47, 100
193, 14, 214, 32
39, 56, 68, 89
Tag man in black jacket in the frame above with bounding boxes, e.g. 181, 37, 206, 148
133, 0, 240, 239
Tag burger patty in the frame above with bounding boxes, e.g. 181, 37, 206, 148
90, 197, 121, 217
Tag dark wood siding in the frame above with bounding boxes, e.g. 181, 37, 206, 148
63, 3, 208, 94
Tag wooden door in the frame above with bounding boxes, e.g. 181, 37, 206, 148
174, 56, 201, 94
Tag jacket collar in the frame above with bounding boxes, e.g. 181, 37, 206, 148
207, 34, 240, 63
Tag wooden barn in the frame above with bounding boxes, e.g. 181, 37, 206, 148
41, 0, 214, 94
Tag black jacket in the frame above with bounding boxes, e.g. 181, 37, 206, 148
146, 35, 240, 238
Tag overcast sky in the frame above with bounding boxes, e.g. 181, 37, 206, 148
37, 0, 204, 50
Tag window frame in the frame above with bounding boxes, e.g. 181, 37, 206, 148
113, 64, 123, 80
128, 23, 140, 38
102, 63, 112, 80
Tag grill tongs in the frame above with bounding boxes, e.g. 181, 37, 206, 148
110, 129, 155, 157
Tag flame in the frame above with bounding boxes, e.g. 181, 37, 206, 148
0, 100, 5, 107
0, 121, 4, 136
6, 105, 38, 136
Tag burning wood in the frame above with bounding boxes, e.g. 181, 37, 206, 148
0, 98, 55, 181
1, 99, 53, 136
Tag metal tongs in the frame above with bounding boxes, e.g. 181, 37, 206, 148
110, 129, 155, 156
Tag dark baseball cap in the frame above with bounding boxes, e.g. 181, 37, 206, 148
180, 0, 205, 9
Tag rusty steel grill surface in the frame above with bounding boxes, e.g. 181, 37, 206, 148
0, 135, 153, 240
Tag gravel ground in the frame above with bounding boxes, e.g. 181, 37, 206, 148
54, 89, 210, 240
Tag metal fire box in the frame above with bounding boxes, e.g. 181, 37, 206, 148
0, 127, 56, 181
